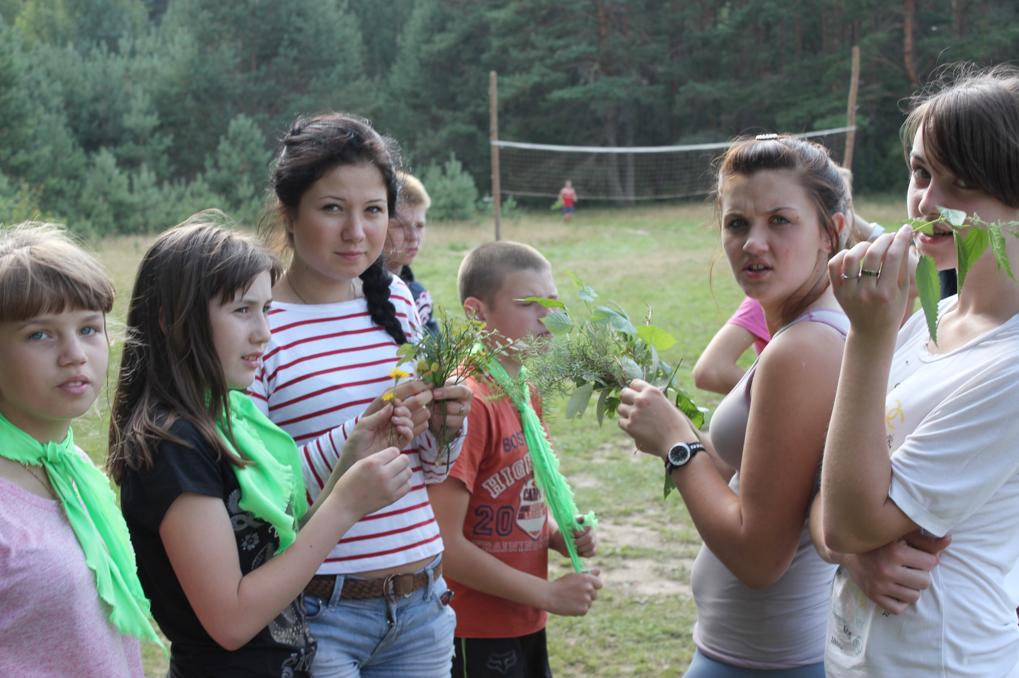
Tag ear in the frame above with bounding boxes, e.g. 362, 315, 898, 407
463, 297, 487, 322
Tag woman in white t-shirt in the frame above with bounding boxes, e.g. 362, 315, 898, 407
818, 64, 1019, 677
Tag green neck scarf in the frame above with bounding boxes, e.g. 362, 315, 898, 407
216, 391, 308, 554
0, 413, 162, 647
485, 359, 596, 572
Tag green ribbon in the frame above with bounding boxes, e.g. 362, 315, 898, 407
216, 391, 308, 554
0, 413, 162, 648
484, 359, 596, 572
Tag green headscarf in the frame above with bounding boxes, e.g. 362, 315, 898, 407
216, 391, 308, 554
484, 359, 597, 572
0, 413, 162, 647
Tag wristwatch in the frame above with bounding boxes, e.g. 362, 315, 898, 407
665, 441, 705, 474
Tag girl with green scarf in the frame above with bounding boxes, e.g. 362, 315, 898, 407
0, 223, 151, 677
107, 214, 416, 678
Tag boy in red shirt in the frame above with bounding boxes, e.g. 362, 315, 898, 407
429, 241, 602, 678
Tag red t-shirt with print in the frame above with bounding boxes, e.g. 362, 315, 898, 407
446, 374, 551, 639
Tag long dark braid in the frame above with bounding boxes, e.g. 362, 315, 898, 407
361, 257, 407, 344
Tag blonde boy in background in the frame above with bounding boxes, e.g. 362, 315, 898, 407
429, 241, 602, 678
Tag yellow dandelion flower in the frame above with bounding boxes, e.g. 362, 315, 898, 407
416, 359, 430, 374
389, 368, 411, 379
431, 362, 440, 373
382, 390, 395, 401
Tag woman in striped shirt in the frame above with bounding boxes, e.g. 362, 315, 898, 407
250, 112, 472, 677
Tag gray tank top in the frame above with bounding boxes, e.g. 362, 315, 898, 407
690, 308, 848, 669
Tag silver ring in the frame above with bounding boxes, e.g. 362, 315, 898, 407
860, 268, 881, 277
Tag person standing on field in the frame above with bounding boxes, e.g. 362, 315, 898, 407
558, 180, 577, 222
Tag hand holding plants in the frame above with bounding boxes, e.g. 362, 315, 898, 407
331, 447, 414, 517
344, 403, 415, 470
828, 225, 915, 343
616, 378, 697, 459
429, 380, 473, 445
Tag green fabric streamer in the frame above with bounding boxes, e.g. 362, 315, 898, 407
0, 413, 163, 648
216, 391, 309, 554
485, 358, 597, 573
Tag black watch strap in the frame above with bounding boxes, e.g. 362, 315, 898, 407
665, 441, 706, 474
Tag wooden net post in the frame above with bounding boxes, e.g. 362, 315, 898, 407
489, 70, 502, 241
843, 45, 860, 171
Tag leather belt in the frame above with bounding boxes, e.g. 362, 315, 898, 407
303, 563, 442, 602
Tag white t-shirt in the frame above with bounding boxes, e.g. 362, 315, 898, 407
827, 299, 1019, 677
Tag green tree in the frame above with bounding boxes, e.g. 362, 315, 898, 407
204, 114, 270, 225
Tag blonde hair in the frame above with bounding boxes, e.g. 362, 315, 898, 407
397, 172, 431, 210
458, 240, 550, 304
0, 222, 114, 322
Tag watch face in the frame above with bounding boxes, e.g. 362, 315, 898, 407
668, 443, 692, 467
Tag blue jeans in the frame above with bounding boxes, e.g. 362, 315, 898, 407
303, 556, 456, 677
684, 650, 825, 678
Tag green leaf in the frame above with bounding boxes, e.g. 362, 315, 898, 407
543, 310, 573, 336
908, 218, 935, 235
954, 226, 990, 291
577, 285, 598, 303
636, 324, 677, 351
674, 389, 706, 429
618, 356, 644, 382
591, 306, 636, 335
603, 395, 621, 418
519, 296, 566, 309
595, 388, 609, 426
396, 343, 418, 361
940, 206, 967, 227
565, 382, 595, 419
663, 469, 676, 500
915, 254, 941, 344
988, 223, 1016, 280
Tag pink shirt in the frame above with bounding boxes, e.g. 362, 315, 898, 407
727, 297, 770, 354
0, 477, 144, 677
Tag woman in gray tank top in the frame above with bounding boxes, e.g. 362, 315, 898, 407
616, 135, 851, 676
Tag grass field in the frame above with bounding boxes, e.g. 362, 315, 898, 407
79, 196, 903, 677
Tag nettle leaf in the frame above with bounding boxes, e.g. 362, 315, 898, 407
592, 306, 636, 335
543, 310, 573, 336
988, 223, 1016, 280
674, 390, 706, 429
520, 296, 566, 309
940, 206, 967, 227
954, 226, 990, 291
636, 324, 677, 351
566, 382, 595, 419
908, 218, 936, 235
915, 255, 941, 344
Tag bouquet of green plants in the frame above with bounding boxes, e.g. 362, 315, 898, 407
387, 310, 509, 465
909, 207, 1018, 342
521, 281, 706, 499
522, 281, 707, 430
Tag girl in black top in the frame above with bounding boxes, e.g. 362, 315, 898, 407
109, 213, 416, 677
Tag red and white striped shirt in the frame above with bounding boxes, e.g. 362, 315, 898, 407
248, 275, 462, 574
